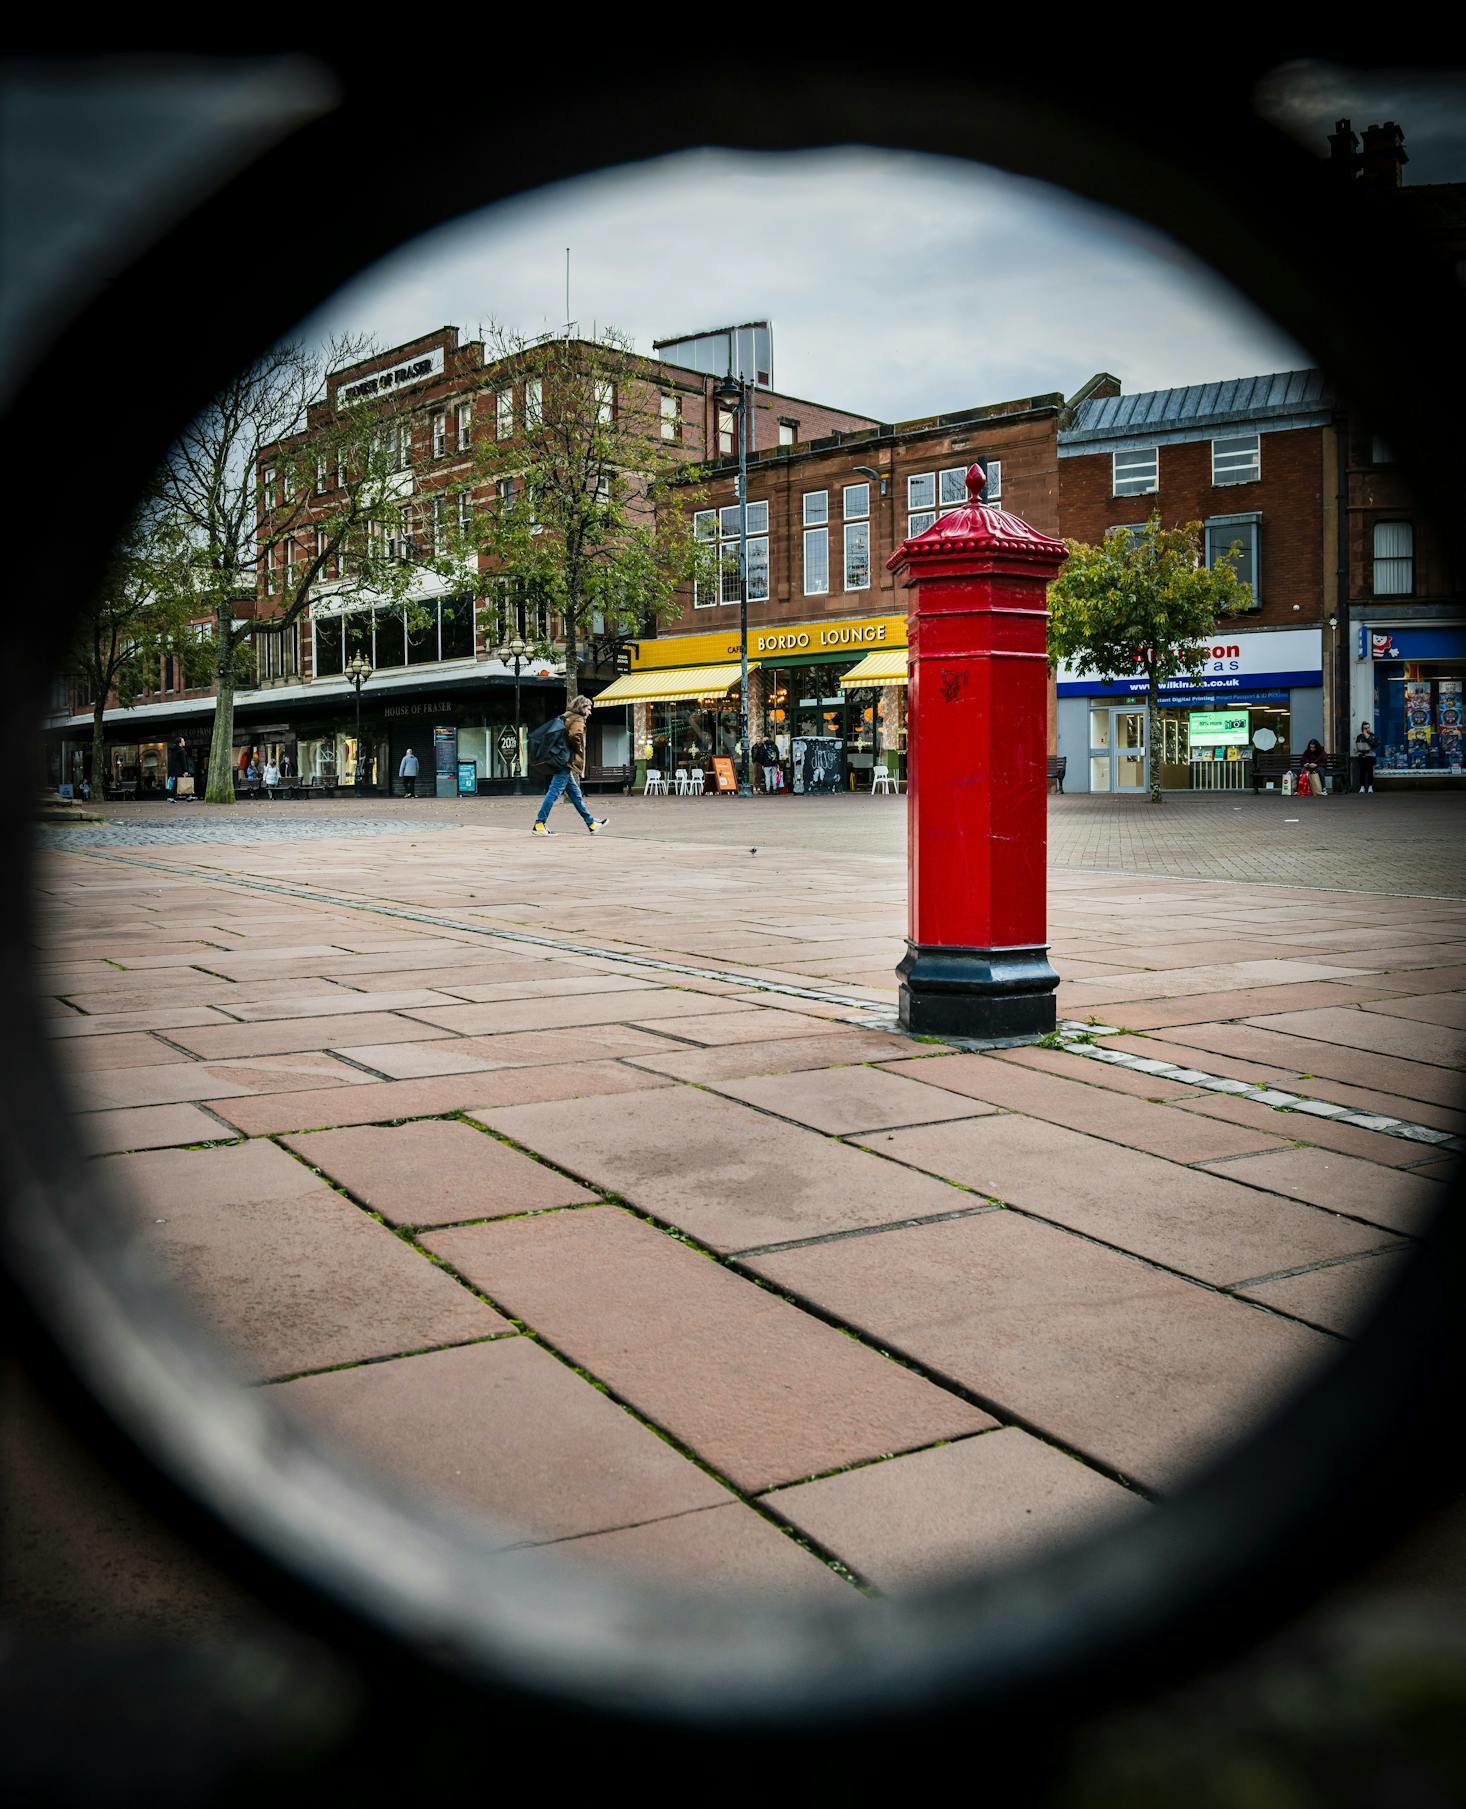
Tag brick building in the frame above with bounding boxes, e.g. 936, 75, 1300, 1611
42, 325, 876, 797
600, 387, 1076, 792
1054, 369, 1339, 792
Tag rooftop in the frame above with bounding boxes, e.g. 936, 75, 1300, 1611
1061, 369, 1333, 446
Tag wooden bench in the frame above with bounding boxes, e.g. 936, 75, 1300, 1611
582, 765, 632, 794
1047, 755, 1067, 794
106, 780, 138, 801
1251, 752, 1350, 794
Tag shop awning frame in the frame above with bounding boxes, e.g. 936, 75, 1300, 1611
837, 649, 909, 687
593, 663, 744, 705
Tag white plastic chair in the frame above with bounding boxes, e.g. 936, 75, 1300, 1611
673, 767, 690, 796
689, 767, 705, 795
644, 767, 668, 796
871, 768, 895, 795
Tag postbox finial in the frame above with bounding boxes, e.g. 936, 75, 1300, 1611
966, 462, 987, 502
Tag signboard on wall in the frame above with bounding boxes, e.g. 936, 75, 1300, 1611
336, 345, 444, 407
1057, 628, 1322, 698
1188, 710, 1250, 746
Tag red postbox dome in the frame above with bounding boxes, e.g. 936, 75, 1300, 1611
887, 463, 1067, 573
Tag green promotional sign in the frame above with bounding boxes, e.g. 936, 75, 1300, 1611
1189, 709, 1250, 747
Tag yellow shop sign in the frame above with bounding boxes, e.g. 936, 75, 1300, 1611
630, 614, 907, 671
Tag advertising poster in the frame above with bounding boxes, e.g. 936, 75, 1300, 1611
1439, 679, 1463, 770
791, 737, 844, 794
1405, 681, 1433, 770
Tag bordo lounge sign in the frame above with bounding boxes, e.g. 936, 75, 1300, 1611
755, 622, 892, 654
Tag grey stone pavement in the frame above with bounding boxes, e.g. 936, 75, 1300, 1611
8, 789, 1464, 1633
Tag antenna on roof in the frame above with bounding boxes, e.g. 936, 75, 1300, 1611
565, 248, 571, 334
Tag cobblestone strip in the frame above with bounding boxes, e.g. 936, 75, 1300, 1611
1052, 1022, 1466, 1158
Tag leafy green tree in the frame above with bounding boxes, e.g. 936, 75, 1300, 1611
65, 504, 204, 796
153, 340, 467, 803
462, 325, 712, 699
1047, 516, 1253, 803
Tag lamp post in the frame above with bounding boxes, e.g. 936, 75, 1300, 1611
345, 651, 372, 791
713, 370, 753, 796
495, 634, 529, 793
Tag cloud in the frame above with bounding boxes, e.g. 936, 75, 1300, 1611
299, 147, 1308, 419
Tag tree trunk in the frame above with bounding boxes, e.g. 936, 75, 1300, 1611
90, 697, 107, 802
205, 628, 236, 804
1147, 675, 1163, 805
562, 612, 579, 706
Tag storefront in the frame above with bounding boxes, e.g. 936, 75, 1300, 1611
609, 615, 909, 792
1352, 624, 1466, 781
1056, 627, 1324, 793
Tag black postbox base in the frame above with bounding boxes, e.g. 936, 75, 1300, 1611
897, 943, 1060, 1043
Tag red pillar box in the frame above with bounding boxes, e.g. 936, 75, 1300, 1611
888, 464, 1067, 1043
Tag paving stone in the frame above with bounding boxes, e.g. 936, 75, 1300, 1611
477, 1085, 974, 1252
1270, 1076, 1466, 1134
79, 1102, 234, 1154
106, 1144, 501, 1378
628, 1007, 857, 1045
436, 974, 661, 1003
44, 1006, 236, 1039
70, 1051, 378, 1111
423, 1207, 991, 1490
1241, 1005, 1466, 1070
275, 1339, 725, 1541
1174, 1092, 1427, 1167
746, 1211, 1329, 1493
1337, 966, 1466, 997
987, 1044, 1204, 1100
706, 1065, 998, 1134
625, 1028, 908, 1083
852, 1114, 1388, 1286
54, 1032, 196, 1071
1060, 960, 1375, 1008
1092, 983, 1404, 1031
1406, 1157, 1460, 1182
339, 1024, 685, 1079
766, 1427, 1143, 1591
212, 988, 463, 1023
161, 1013, 454, 1061
555, 1502, 854, 1596
1197, 1146, 1446, 1235
874, 1054, 1288, 1164
1232, 1250, 1412, 1335
1093, 1033, 1300, 1085
331, 960, 619, 994
282, 1119, 599, 1226
1154, 1023, 1461, 1107
402, 990, 750, 1036
1358, 994, 1466, 1030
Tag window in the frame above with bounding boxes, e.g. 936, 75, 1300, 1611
843, 483, 870, 520
525, 379, 542, 428
1373, 521, 1414, 595
396, 422, 413, 469
717, 407, 735, 457
1212, 432, 1260, 485
458, 489, 473, 534
804, 527, 829, 595
431, 412, 447, 457
660, 393, 680, 441
939, 467, 967, 507
746, 534, 770, 603
594, 474, 611, 505
255, 623, 299, 682
1113, 447, 1158, 496
594, 380, 614, 425
432, 493, 448, 555
844, 521, 871, 590
694, 508, 717, 542
497, 477, 515, 509
456, 401, 473, 451
335, 451, 346, 491
778, 420, 797, 447
497, 388, 513, 438
314, 454, 327, 495
907, 471, 936, 538
313, 611, 343, 676
1371, 434, 1394, 465
699, 503, 769, 606
983, 459, 1002, 502
803, 490, 828, 526
261, 464, 277, 510
1205, 516, 1261, 604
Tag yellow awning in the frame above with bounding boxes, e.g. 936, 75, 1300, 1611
838, 649, 908, 687
593, 662, 743, 705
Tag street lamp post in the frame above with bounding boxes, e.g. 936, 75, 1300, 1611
346, 651, 373, 791
495, 635, 529, 793
714, 370, 753, 796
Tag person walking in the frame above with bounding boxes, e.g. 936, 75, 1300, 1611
262, 756, 281, 800
1299, 737, 1329, 798
166, 737, 190, 803
399, 747, 419, 797
532, 695, 607, 836
1355, 720, 1377, 793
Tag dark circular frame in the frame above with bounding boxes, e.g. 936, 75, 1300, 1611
4, 52, 1464, 1767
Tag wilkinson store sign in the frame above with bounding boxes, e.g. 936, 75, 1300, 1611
336, 346, 445, 408
1057, 627, 1323, 699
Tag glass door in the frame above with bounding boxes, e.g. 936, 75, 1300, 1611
1114, 708, 1147, 791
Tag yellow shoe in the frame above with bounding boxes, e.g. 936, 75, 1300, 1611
531, 822, 553, 836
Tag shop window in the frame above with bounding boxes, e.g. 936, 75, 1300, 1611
660, 394, 680, 441
457, 401, 473, 451
844, 521, 871, 591
843, 483, 870, 520
344, 610, 373, 667
804, 527, 829, 596
1212, 432, 1260, 485
406, 606, 438, 665
1113, 447, 1158, 496
1374, 670, 1463, 772
497, 388, 514, 438
1372, 521, 1413, 596
1205, 515, 1261, 605
314, 612, 343, 676
803, 490, 828, 527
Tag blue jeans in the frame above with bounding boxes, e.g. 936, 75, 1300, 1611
534, 768, 596, 826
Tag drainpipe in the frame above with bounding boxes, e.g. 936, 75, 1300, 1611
1335, 411, 1352, 785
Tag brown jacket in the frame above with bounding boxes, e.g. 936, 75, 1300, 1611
565, 710, 587, 778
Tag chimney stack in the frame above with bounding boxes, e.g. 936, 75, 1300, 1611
1328, 118, 1361, 182
1360, 121, 1409, 191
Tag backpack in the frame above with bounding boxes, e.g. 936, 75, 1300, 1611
527, 716, 571, 773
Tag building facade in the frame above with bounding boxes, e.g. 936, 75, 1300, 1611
604, 388, 1074, 792
1055, 370, 1338, 792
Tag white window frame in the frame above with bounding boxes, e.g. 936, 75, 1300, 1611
1372, 520, 1414, 596
746, 535, 770, 603
432, 492, 448, 555
261, 464, 277, 510
1211, 432, 1261, 486
458, 489, 473, 534
396, 422, 413, 470
594, 380, 614, 425
717, 407, 735, 457
496, 388, 514, 438
844, 520, 871, 592
660, 393, 679, 441
983, 459, 1002, 503
803, 490, 828, 527
431, 411, 447, 457
908, 471, 936, 538
843, 482, 870, 520
1112, 447, 1158, 497
778, 420, 796, 446
939, 466, 968, 507
314, 454, 327, 496
456, 400, 473, 451
525, 379, 543, 428
803, 526, 829, 596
